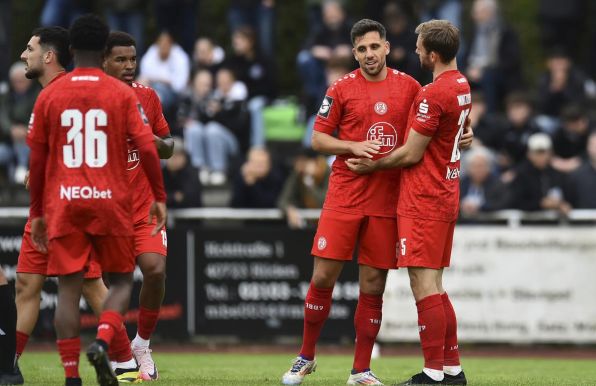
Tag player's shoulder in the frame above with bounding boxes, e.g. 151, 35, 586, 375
387, 68, 421, 88
131, 81, 157, 97
329, 69, 360, 92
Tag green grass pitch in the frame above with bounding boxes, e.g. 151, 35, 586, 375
18, 352, 596, 385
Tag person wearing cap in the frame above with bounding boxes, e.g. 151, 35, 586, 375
509, 132, 572, 214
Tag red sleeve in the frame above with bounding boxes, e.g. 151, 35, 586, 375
148, 89, 170, 137
313, 85, 341, 135
28, 141, 48, 218
138, 142, 166, 202
26, 94, 48, 146
410, 89, 442, 137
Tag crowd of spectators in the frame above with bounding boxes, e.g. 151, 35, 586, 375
1, 0, 595, 221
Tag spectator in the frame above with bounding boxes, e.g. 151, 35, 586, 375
498, 92, 541, 172
567, 131, 596, 208
278, 148, 330, 228
228, 0, 276, 59
183, 68, 249, 186
139, 30, 190, 118
230, 147, 285, 208
104, 0, 146, 54
0, 61, 40, 184
536, 49, 596, 120
465, 0, 523, 112
382, 1, 424, 82
297, 0, 353, 114
459, 146, 508, 216
551, 104, 591, 173
509, 133, 571, 214
192, 37, 225, 76
467, 91, 503, 151
163, 137, 202, 208
154, 0, 198, 54
226, 26, 276, 148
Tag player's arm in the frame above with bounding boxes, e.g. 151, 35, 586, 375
311, 130, 381, 158
345, 128, 431, 174
459, 116, 474, 149
154, 134, 174, 159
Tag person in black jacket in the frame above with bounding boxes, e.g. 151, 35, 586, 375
509, 133, 571, 213
163, 138, 202, 208
230, 147, 285, 208
567, 131, 596, 208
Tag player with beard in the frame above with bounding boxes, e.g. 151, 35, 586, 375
102, 31, 174, 381
347, 19, 470, 385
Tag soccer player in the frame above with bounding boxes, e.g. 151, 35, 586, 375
0, 267, 21, 385
15, 26, 109, 368
103, 30, 174, 381
282, 19, 422, 386
27, 14, 166, 386
346, 19, 470, 385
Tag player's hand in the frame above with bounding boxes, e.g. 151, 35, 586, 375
348, 140, 381, 158
24, 170, 30, 190
148, 202, 167, 236
345, 158, 376, 174
459, 116, 474, 149
30, 217, 48, 253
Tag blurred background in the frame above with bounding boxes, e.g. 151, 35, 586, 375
0, 0, 595, 348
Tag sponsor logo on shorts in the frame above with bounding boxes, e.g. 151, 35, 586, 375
60, 185, 113, 201
317, 96, 333, 119
317, 236, 327, 250
367, 122, 397, 154
374, 101, 388, 115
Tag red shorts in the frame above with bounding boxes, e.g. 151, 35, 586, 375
134, 221, 167, 257
311, 209, 397, 270
397, 216, 456, 269
17, 231, 102, 279
47, 232, 135, 276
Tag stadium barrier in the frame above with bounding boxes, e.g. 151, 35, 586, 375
0, 208, 595, 343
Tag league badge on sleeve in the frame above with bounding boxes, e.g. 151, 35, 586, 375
317, 95, 334, 119
137, 103, 150, 124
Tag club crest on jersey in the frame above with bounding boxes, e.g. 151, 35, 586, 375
318, 96, 333, 119
374, 101, 387, 115
127, 148, 140, 170
367, 122, 397, 154
317, 236, 327, 250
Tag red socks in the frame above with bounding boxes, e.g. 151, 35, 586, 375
57, 337, 80, 379
352, 292, 383, 372
96, 310, 124, 347
442, 292, 460, 366
137, 306, 160, 340
416, 294, 446, 371
15, 331, 29, 358
299, 283, 333, 360
108, 324, 133, 362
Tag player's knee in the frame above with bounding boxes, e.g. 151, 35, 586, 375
15, 276, 35, 298
143, 267, 166, 286
311, 271, 337, 288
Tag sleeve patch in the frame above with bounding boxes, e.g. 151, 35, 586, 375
317, 95, 334, 119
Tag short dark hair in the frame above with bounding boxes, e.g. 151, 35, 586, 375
415, 19, 459, 63
105, 31, 136, 55
505, 91, 534, 109
350, 19, 386, 45
69, 14, 109, 51
32, 26, 71, 68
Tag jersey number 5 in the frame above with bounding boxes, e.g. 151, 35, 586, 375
450, 108, 470, 163
62, 109, 108, 168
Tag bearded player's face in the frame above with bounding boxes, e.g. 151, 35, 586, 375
353, 31, 389, 79
416, 35, 434, 72
21, 36, 44, 80
103, 45, 137, 85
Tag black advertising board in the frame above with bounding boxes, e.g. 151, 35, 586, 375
194, 227, 360, 341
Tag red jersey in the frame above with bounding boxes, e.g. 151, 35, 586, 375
314, 68, 420, 217
398, 70, 472, 222
24, 71, 67, 234
27, 68, 155, 239
128, 82, 170, 224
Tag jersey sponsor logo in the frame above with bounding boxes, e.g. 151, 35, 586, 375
71, 75, 99, 82
418, 99, 429, 114
317, 236, 327, 250
445, 166, 460, 180
374, 101, 388, 115
367, 122, 397, 154
317, 96, 333, 118
127, 148, 140, 170
137, 103, 149, 124
457, 93, 471, 106
60, 185, 113, 201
